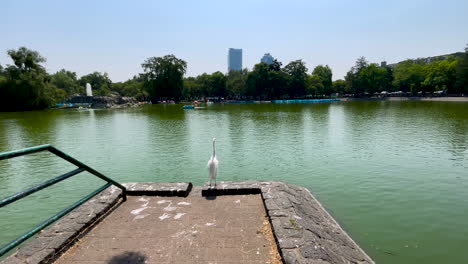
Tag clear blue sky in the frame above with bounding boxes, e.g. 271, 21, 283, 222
2, 0, 467, 81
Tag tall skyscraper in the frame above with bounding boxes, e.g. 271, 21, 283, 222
228, 48, 242, 71
261, 53, 274, 64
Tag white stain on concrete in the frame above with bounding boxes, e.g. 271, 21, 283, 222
174, 213, 186, 219
157, 200, 171, 204
133, 214, 149, 220
177, 202, 191, 206
138, 197, 150, 207
234, 200, 241, 204
205, 222, 215, 226
163, 204, 178, 212
131, 207, 148, 215
159, 213, 172, 220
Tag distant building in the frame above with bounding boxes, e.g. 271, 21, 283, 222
380, 61, 387, 67
228, 48, 242, 71
261, 53, 274, 64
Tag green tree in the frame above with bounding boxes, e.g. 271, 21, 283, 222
345, 57, 369, 95
51, 69, 82, 96
268, 69, 288, 99
455, 45, 468, 94
393, 60, 427, 94
197, 73, 212, 96
359, 63, 392, 94
422, 58, 458, 93
142, 55, 187, 102
306, 75, 324, 96
79, 71, 112, 96
0, 47, 62, 111
283, 60, 308, 98
344, 71, 356, 94
269, 59, 282, 71
210, 71, 227, 97
183, 76, 202, 99
246, 63, 270, 98
7, 47, 46, 72
332, 79, 346, 94
0, 63, 5, 84
112, 75, 148, 100
263, 60, 288, 98
311, 65, 333, 95
226, 69, 248, 98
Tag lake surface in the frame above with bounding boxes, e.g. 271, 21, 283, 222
0, 101, 467, 263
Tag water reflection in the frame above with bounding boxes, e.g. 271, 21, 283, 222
0, 102, 467, 264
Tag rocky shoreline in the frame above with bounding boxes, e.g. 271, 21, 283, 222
340, 96, 468, 102
67, 94, 142, 109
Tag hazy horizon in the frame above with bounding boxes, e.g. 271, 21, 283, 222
2, 0, 467, 82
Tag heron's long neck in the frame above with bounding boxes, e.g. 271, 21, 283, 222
212, 141, 216, 157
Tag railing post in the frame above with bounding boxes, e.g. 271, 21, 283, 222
46, 146, 127, 200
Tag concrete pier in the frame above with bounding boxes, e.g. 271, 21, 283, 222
2, 181, 374, 264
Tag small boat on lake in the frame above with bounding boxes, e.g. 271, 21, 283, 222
183, 105, 195, 109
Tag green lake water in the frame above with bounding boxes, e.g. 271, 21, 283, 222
0, 101, 467, 263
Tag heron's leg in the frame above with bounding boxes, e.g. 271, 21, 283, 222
209, 178, 212, 188
215, 178, 217, 188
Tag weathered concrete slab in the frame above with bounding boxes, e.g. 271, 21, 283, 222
2, 186, 123, 264
204, 181, 375, 264
2, 181, 374, 264
55, 187, 281, 264
123, 182, 192, 197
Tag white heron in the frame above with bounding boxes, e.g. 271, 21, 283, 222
207, 138, 218, 188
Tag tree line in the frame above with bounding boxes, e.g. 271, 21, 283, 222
1, 45, 467, 111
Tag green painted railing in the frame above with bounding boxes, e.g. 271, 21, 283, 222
0, 144, 127, 258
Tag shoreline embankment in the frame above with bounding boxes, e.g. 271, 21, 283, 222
339, 96, 468, 102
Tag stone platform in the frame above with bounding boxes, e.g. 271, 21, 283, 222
55, 187, 280, 264
2, 181, 374, 264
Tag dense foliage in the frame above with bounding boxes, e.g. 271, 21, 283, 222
79, 72, 112, 96
455, 45, 468, 94
51, 69, 82, 95
111, 75, 148, 100
142, 55, 187, 102
0, 47, 63, 111
1, 45, 468, 111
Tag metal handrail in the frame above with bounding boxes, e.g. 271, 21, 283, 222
0, 144, 127, 257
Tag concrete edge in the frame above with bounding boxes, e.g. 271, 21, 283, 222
1, 182, 194, 264
1, 186, 123, 264
202, 181, 375, 264
2, 181, 374, 264
122, 182, 193, 197
301, 187, 375, 264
